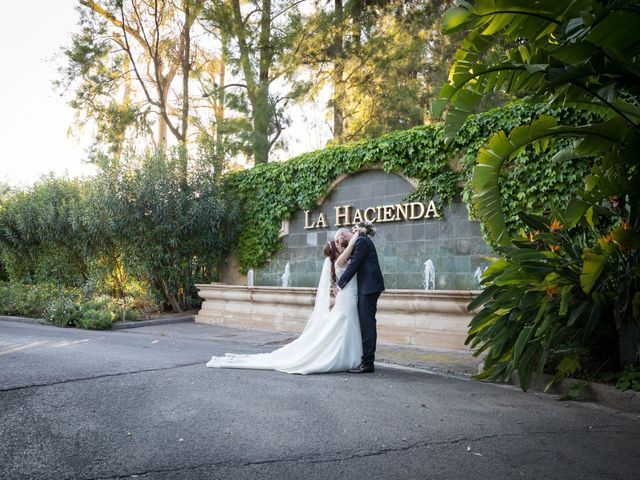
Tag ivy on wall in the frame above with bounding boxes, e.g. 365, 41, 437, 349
226, 103, 595, 272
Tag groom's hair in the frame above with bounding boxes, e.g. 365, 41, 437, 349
334, 228, 351, 241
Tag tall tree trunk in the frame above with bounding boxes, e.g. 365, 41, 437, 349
333, 0, 344, 143
181, 1, 191, 143
230, 0, 273, 165
178, 0, 192, 182
253, 0, 272, 164
214, 30, 228, 175
158, 115, 168, 146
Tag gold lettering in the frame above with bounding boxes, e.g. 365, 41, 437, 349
304, 210, 316, 229
409, 202, 425, 220
425, 200, 439, 218
376, 206, 383, 222
317, 212, 328, 228
335, 205, 351, 226
364, 207, 377, 222
395, 203, 409, 221
383, 205, 396, 222
352, 208, 363, 224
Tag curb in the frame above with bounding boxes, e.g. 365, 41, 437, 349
511, 372, 640, 415
377, 357, 475, 379
111, 315, 195, 329
0, 315, 46, 325
0, 314, 195, 330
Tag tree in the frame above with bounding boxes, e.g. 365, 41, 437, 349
202, 0, 312, 164
0, 177, 95, 286
59, 0, 207, 159
435, 0, 640, 388
296, 0, 462, 143
99, 145, 239, 311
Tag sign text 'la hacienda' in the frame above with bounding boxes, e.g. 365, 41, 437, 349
304, 201, 439, 230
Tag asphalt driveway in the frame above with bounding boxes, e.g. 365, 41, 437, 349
1, 321, 638, 480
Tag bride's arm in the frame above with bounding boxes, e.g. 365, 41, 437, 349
336, 231, 359, 268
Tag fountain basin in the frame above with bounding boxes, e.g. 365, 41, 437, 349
195, 284, 480, 350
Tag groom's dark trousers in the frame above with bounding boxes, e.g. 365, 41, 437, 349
337, 236, 385, 363
358, 292, 381, 363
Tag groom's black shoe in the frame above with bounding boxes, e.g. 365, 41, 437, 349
347, 362, 375, 374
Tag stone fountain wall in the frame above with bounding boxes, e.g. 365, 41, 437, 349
195, 284, 477, 350
254, 169, 493, 290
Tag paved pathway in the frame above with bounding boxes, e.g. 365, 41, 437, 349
1, 320, 639, 479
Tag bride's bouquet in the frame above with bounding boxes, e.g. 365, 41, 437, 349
353, 220, 376, 237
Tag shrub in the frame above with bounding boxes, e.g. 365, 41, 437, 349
0, 282, 128, 330
45, 297, 85, 327
78, 308, 114, 330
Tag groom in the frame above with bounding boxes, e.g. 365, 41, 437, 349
335, 227, 385, 373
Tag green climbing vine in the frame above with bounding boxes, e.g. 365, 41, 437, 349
226, 103, 596, 272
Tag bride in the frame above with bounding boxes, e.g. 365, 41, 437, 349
205, 230, 363, 374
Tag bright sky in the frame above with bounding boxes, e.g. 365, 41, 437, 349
0, 0, 96, 187
0, 1, 330, 188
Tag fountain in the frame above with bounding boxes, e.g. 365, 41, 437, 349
473, 266, 487, 288
281, 262, 291, 287
424, 259, 435, 290
247, 269, 254, 287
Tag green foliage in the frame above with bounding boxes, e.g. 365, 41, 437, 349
57, 6, 151, 156
604, 365, 640, 392
229, 103, 595, 272
467, 206, 638, 390
44, 295, 118, 330
0, 282, 123, 330
0, 177, 94, 286
95, 146, 239, 311
0, 282, 70, 319
0, 146, 237, 314
437, 0, 640, 387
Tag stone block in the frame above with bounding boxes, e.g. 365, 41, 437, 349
453, 255, 471, 272
455, 238, 471, 255
455, 220, 482, 238
306, 232, 318, 247
411, 223, 426, 241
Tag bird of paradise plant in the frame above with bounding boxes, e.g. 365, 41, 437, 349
435, 0, 640, 390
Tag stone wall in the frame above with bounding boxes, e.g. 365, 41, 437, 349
255, 169, 493, 290
196, 284, 476, 350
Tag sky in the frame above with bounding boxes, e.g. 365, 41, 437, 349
0, 0, 96, 187
0, 1, 331, 188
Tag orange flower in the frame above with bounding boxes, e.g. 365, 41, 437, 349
529, 231, 534, 241
546, 286, 558, 298
549, 244, 560, 253
548, 219, 563, 232
601, 234, 613, 244
621, 218, 631, 230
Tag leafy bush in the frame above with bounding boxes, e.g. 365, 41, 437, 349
0, 282, 75, 318
0, 177, 92, 286
97, 146, 238, 311
437, 0, 640, 388
615, 366, 640, 392
0, 145, 237, 313
45, 296, 85, 327
467, 208, 635, 390
77, 308, 114, 330
0, 282, 130, 330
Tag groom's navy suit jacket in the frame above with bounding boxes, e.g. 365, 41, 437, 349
337, 236, 385, 295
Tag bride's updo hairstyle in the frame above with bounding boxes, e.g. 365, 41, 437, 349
322, 240, 339, 283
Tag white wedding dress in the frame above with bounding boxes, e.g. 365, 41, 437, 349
206, 258, 362, 374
